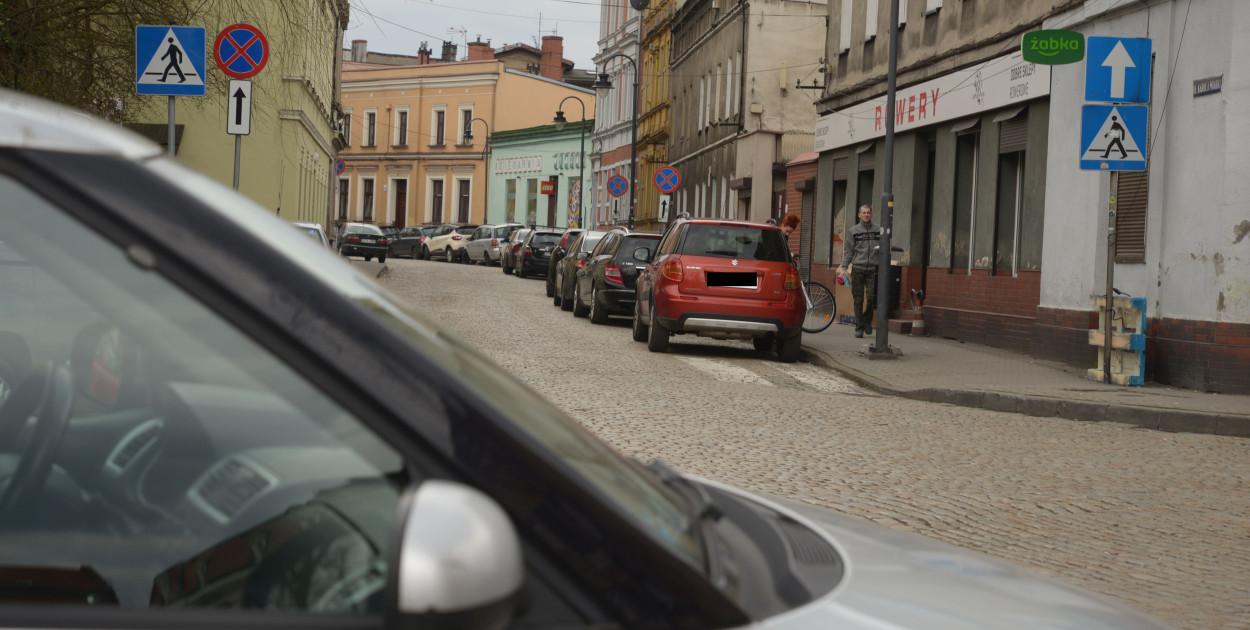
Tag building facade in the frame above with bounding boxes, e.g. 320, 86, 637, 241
337, 40, 593, 229
810, 0, 1249, 393
131, 0, 348, 228
634, 0, 676, 232
668, 0, 826, 224
590, 0, 641, 229
488, 120, 594, 228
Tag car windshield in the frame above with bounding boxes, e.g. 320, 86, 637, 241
149, 159, 707, 572
531, 233, 561, 246
681, 225, 789, 262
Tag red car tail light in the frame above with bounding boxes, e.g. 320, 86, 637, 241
512, 244, 522, 252
575, 259, 587, 269
452, 235, 462, 241
605, 264, 623, 285
378, 238, 388, 245
523, 246, 532, 254
662, 258, 684, 283
784, 267, 801, 290
491, 238, 499, 247
347, 236, 361, 243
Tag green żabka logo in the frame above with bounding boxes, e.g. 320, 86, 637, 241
1022, 30, 1084, 65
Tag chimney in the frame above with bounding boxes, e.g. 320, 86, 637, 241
418, 42, 431, 65
441, 40, 457, 62
540, 36, 563, 81
351, 39, 367, 63
467, 37, 494, 62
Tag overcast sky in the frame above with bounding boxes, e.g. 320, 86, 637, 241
345, 0, 604, 71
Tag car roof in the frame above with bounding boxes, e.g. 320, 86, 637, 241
0, 87, 161, 159
678, 218, 777, 230
343, 223, 383, 233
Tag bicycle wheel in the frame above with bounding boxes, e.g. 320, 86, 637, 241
802, 281, 836, 333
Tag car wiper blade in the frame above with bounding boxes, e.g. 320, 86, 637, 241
646, 459, 722, 522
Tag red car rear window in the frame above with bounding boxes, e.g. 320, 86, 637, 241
678, 225, 789, 262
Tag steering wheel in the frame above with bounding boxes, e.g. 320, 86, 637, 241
0, 362, 74, 521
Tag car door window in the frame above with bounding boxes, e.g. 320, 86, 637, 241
0, 173, 403, 615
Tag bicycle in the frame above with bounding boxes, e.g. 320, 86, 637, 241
800, 280, 836, 333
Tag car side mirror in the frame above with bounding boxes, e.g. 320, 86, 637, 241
633, 247, 653, 262
392, 480, 524, 629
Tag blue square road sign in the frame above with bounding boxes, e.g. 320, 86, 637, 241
136, 26, 206, 96
1085, 36, 1151, 103
1080, 105, 1148, 171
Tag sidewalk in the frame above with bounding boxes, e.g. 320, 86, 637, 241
800, 321, 1249, 437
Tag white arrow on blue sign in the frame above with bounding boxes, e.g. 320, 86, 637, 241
1080, 104, 1148, 171
136, 26, 206, 96
1085, 37, 1151, 103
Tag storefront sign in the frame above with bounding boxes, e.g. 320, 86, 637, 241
553, 151, 583, 171
814, 51, 1051, 153
541, 180, 556, 195
1021, 30, 1084, 65
494, 155, 543, 174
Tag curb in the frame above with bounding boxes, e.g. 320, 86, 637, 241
799, 347, 1249, 438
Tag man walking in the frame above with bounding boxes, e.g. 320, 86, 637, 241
837, 205, 883, 338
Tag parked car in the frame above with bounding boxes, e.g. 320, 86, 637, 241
416, 224, 454, 259
0, 87, 1175, 630
390, 225, 428, 259
553, 230, 607, 312
424, 224, 478, 262
633, 217, 805, 361
500, 228, 531, 275
462, 223, 522, 266
292, 221, 331, 249
514, 229, 564, 279
545, 228, 584, 297
335, 222, 389, 262
572, 229, 661, 323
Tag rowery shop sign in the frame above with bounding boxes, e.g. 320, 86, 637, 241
814, 51, 1050, 153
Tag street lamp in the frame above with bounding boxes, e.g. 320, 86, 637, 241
553, 96, 587, 228
465, 117, 491, 223
593, 54, 638, 229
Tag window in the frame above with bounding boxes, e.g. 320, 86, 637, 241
457, 179, 471, 223
840, 0, 853, 52
526, 179, 539, 226
865, 0, 879, 41
365, 110, 376, 147
433, 109, 446, 146
725, 57, 734, 117
994, 114, 1028, 274
460, 108, 474, 145
1115, 172, 1149, 263
395, 108, 408, 146
430, 178, 445, 223
899, 0, 909, 26
343, 108, 352, 147
361, 177, 375, 222
338, 177, 349, 220
506, 179, 517, 223
925, 0, 942, 14
952, 132, 979, 270
0, 172, 402, 614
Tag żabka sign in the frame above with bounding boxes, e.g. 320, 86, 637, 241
1021, 30, 1085, 65
814, 51, 1050, 153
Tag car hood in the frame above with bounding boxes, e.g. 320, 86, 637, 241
696, 479, 1175, 630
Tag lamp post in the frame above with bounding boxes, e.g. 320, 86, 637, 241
592, 53, 638, 229
465, 117, 491, 223
553, 96, 587, 228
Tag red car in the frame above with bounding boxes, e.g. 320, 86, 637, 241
633, 217, 805, 362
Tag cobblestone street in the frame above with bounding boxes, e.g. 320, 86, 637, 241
382, 258, 1250, 630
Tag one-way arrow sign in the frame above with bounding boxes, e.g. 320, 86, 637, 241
226, 79, 252, 135
1085, 37, 1151, 103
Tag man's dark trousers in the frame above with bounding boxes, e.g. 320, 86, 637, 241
851, 267, 877, 333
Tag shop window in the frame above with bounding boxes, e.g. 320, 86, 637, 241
952, 131, 978, 270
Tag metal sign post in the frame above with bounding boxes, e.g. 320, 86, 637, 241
136, 25, 207, 157
226, 79, 252, 190
1104, 175, 1118, 383
216, 24, 267, 192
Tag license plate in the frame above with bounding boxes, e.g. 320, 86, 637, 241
362, 238, 376, 244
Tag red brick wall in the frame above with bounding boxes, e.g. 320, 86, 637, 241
1149, 318, 1250, 393
785, 162, 817, 222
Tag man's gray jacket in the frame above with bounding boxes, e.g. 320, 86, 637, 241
841, 222, 883, 268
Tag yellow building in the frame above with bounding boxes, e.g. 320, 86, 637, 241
337, 39, 594, 229
636, 0, 675, 233
130, 1, 347, 228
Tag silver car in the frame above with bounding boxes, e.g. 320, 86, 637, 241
0, 87, 1174, 630
461, 223, 522, 266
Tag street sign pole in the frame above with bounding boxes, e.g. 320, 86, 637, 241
168, 97, 176, 157
1104, 173, 1118, 384
872, 0, 900, 358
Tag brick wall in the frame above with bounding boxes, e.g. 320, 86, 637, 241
1149, 318, 1250, 394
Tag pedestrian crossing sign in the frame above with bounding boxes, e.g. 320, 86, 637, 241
1080, 104, 1147, 171
136, 26, 206, 96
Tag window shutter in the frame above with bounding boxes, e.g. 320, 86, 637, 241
999, 117, 1028, 153
800, 192, 814, 280
833, 157, 849, 180
1115, 170, 1148, 263
858, 150, 875, 171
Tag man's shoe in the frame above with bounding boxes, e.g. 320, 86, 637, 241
865, 325, 873, 335
854, 330, 864, 338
